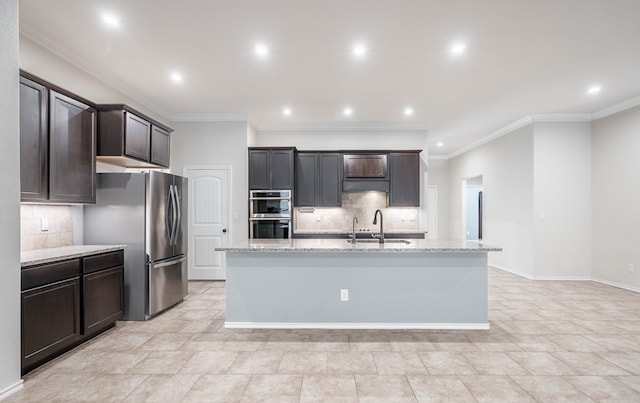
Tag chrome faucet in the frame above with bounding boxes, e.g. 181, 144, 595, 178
372, 209, 384, 244
351, 217, 358, 243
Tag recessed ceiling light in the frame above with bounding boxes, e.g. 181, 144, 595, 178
450, 41, 467, 56
343, 107, 353, 116
587, 85, 602, 95
437, 142, 444, 147
283, 107, 292, 116
353, 43, 367, 58
170, 72, 183, 83
101, 13, 120, 28
404, 107, 414, 116
254, 43, 269, 58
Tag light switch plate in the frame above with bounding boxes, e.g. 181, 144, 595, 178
41, 218, 49, 232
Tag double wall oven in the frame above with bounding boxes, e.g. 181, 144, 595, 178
249, 190, 292, 239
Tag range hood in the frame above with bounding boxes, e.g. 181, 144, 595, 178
342, 153, 389, 192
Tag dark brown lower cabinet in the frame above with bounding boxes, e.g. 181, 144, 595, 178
21, 277, 81, 373
21, 249, 124, 375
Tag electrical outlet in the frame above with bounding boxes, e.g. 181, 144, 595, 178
41, 218, 49, 232
340, 289, 349, 302
628, 264, 635, 273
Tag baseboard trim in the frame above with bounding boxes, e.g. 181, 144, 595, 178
592, 278, 640, 293
225, 322, 490, 330
531, 275, 591, 281
490, 264, 534, 279
0, 380, 23, 400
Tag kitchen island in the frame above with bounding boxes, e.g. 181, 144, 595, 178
216, 239, 501, 330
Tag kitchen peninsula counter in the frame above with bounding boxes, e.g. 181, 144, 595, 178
217, 239, 501, 330
21, 245, 126, 267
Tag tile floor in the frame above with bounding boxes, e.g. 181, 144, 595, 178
7, 268, 640, 402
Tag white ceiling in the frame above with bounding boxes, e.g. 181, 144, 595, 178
19, 0, 640, 156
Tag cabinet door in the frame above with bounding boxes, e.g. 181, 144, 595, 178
389, 152, 420, 206
295, 153, 318, 206
22, 277, 81, 372
150, 125, 170, 167
124, 112, 151, 162
49, 91, 96, 203
83, 266, 124, 336
319, 153, 342, 206
249, 149, 270, 189
20, 77, 49, 202
270, 149, 294, 189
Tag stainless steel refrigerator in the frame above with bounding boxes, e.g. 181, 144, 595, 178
84, 171, 188, 320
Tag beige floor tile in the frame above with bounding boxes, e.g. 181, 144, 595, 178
458, 375, 535, 402
327, 351, 378, 375
228, 351, 283, 374
348, 332, 394, 351
554, 352, 631, 375
463, 352, 528, 375
510, 334, 566, 352
180, 351, 239, 374
372, 351, 428, 375
544, 334, 609, 352
507, 352, 577, 375
617, 376, 640, 393
279, 351, 328, 374
564, 375, 640, 402
242, 374, 302, 400
128, 350, 195, 375
83, 332, 153, 352
586, 335, 640, 352
406, 375, 475, 402
123, 374, 199, 402
599, 352, 640, 375
355, 374, 417, 402
182, 374, 250, 402
300, 374, 357, 401
139, 332, 193, 351
418, 352, 477, 375
68, 374, 149, 401
510, 375, 592, 402
4, 373, 97, 402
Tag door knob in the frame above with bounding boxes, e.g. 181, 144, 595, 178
222, 228, 227, 233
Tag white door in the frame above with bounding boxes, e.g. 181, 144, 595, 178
184, 167, 231, 280
427, 186, 438, 240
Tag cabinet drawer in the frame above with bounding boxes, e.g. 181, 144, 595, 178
83, 250, 124, 274
22, 259, 81, 291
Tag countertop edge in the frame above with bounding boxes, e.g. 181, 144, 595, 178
21, 245, 127, 267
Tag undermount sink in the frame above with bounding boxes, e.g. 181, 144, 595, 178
347, 239, 412, 244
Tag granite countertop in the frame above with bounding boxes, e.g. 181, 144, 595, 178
215, 239, 501, 253
294, 230, 426, 235
21, 245, 126, 267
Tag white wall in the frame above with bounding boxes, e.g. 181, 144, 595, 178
0, 0, 23, 397
19, 36, 169, 126
448, 125, 535, 277
254, 129, 427, 150
427, 159, 450, 239
532, 122, 591, 279
171, 121, 250, 242
592, 105, 640, 290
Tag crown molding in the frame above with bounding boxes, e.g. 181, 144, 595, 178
20, 27, 173, 120
428, 155, 449, 160
531, 114, 592, 122
591, 95, 640, 120
257, 122, 430, 132
170, 113, 249, 122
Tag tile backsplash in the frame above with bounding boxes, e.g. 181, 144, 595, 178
21, 205, 74, 251
294, 192, 420, 233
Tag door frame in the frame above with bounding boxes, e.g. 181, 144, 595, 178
183, 165, 233, 280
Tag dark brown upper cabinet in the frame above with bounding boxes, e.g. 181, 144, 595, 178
343, 154, 388, 179
249, 148, 295, 190
20, 76, 49, 202
296, 152, 342, 207
49, 91, 97, 204
19, 72, 97, 204
389, 152, 421, 206
97, 105, 173, 168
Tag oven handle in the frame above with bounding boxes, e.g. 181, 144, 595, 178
249, 217, 291, 221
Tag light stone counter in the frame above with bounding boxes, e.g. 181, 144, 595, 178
218, 239, 501, 330
21, 245, 126, 267
215, 238, 501, 253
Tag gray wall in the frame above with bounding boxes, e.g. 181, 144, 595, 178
592, 105, 640, 290
171, 121, 250, 242
426, 158, 450, 240
0, 0, 22, 396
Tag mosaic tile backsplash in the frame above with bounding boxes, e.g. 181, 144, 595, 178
294, 192, 419, 233
21, 205, 74, 251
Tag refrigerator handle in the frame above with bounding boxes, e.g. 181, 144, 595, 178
166, 186, 174, 245
175, 184, 182, 244
170, 185, 179, 246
